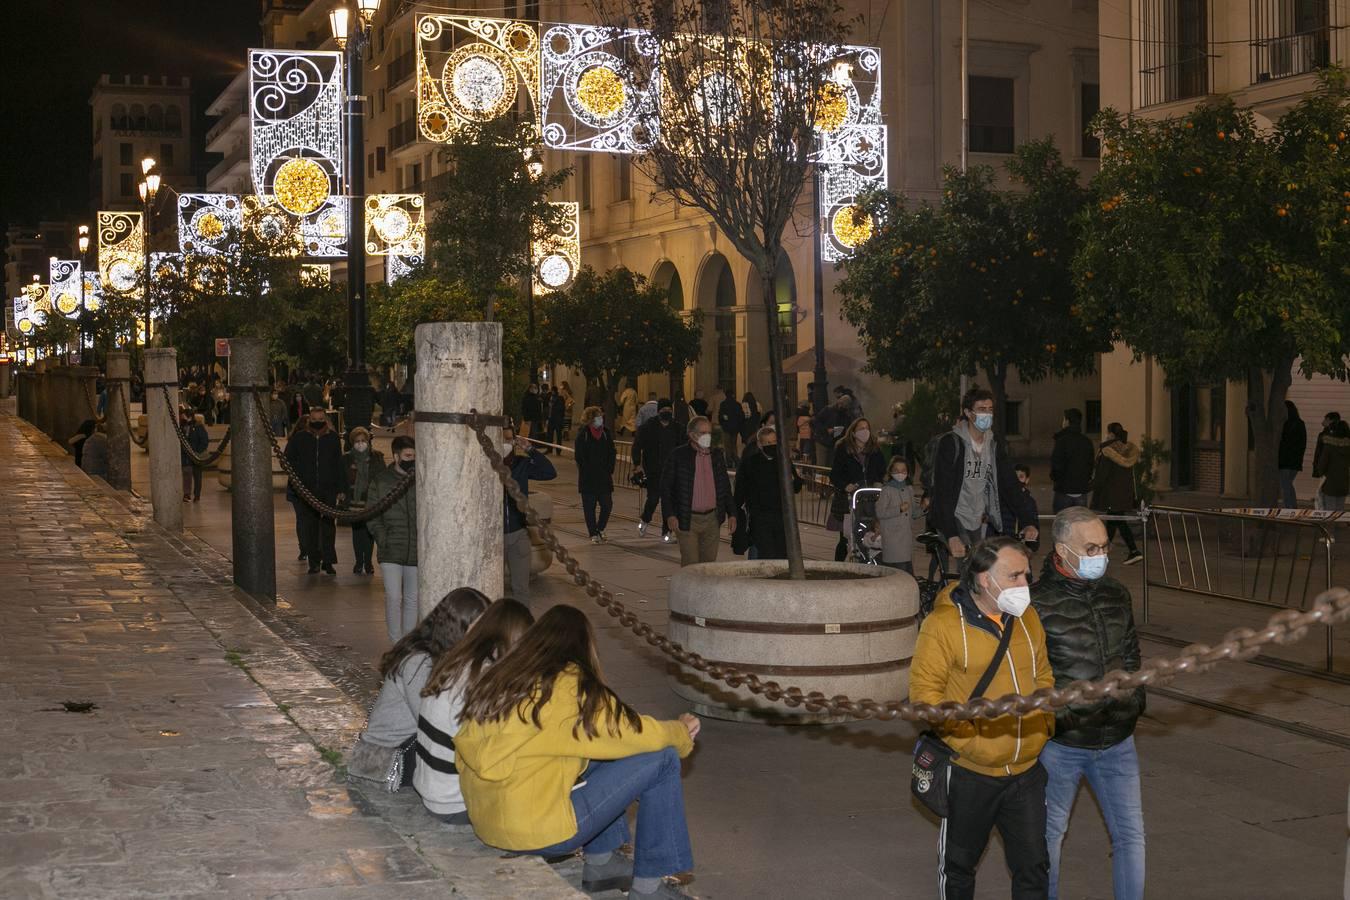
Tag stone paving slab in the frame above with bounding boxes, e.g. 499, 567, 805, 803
0, 408, 580, 899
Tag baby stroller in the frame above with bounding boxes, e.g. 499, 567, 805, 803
848, 487, 884, 565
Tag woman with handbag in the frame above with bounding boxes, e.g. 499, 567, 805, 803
347, 589, 490, 791
456, 605, 701, 899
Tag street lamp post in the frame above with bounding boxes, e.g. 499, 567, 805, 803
77, 225, 90, 366
330, 0, 382, 435
523, 147, 544, 385
138, 157, 160, 349
810, 167, 829, 464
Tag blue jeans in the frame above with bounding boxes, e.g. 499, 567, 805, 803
523, 748, 693, 879
1042, 736, 1145, 900
1278, 469, 1299, 508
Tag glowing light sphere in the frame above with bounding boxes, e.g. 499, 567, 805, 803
373, 207, 412, 244
815, 81, 851, 133
107, 260, 139, 293
272, 158, 331, 216
538, 253, 574, 289
831, 205, 874, 248
195, 211, 225, 241
18, 319, 34, 335
445, 46, 516, 121
576, 65, 626, 120
55, 292, 80, 316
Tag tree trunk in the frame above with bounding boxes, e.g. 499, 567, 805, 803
982, 362, 1009, 437
1247, 361, 1293, 507
759, 261, 806, 579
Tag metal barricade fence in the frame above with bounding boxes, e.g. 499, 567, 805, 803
1140, 504, 1338, 674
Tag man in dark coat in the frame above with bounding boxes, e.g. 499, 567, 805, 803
660, 416, 736, 565
716, 388, 745, 462
632, 398, 681, 542
1050, 408, 1095, 512
284, 406, 345, 574
520, 384, 543, 438
733, 425, 802, 559
1277, 400, 1307, 509
1032, 506, 1146, 900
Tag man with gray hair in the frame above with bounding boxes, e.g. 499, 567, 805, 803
1031, 506, 1146, 900
660, 415, 737, 565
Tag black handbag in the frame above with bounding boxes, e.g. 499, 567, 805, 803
911, 619, 1015, 817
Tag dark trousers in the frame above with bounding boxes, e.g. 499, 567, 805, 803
749, 514, 787, 559
1052, 491, 1087, 513
351, 522, 374, 568
581, 492, 613, 536
181, 465, 203, 499
721, 429, 739, 461
296, 501, 337, 566
941, 762, 1049, 900
545, 423, 564, 452
640, 485, 666, 531
1105, 513, 1139, 554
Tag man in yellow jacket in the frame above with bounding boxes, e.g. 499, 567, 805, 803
910, 535, 1056, 900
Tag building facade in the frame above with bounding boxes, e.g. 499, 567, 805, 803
1098, 0, 1350, 497
89, 75, 194, 211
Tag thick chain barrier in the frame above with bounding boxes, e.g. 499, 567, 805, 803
159, 385, 231, 468
249, 390, 413, 524
80, 379, 99, 420
115, 382, 148, 448
465, 415, 1350, 722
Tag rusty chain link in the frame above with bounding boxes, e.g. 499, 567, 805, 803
114, 381, 148, 448
249, 390, 413, 524
159, 385, 231, 468
463, 413, 1350, 722
80, 378, 99, 420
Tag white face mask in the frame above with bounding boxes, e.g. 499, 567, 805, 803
353, 442, 369, 453
696, 433, 712, 449
891, 473, 907, 484
502, 441, 515, 457
855, 428, 871, 443
592, 417, 604, 428
988, 575, 1031, 618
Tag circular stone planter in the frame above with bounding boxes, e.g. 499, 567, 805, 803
668, 560, 918, 724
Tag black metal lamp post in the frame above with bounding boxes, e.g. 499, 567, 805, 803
138, 158, 160, 349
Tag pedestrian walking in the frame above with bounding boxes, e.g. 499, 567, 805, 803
617, 384, 639, 436
717, 387, 745, 460
415, 598, 535, 824
633, 398, 680, 542
1033, 506, 1147, 900
739, 392, 762, 448
874, 456, 923, 573
688, 388, 709, 420
368, 436, 419, 640
733, 424, 800, 559
811, 391, 852, 466
559, 380, 576, 442
284, 407, 345, 574
635, 392, 660, 431
1313, 412, 1342, 508
1314, 418, 1350, 511
502, 422, 556, 601
829, 417, 886, 561
1050, 408, 1095, 512
1278, 400, 1307, 509
379, 378, 401, 427
545, 385, 566, 452
795, 403, 813, 461
660, 416, 736, 566
909, 536, 1056, 900
928, 387, 1039, 562
180, 411, 209, 502
268, 383, 291, 437
344, 427, 384, 575
520, 384, 542, 439
302, 374, 325, 412
285, 421, 307, 562
1091, 423, 1143, 565
575, 406, 617, 543
455, 605, 702, 900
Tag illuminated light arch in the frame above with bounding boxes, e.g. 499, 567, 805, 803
97, 211, 144, 297
532, 201, 579, 293
177, 194, 243, 256
416, 15, 540, 143
49, 260, 83, 319
540, 25, 661, 154
365, 194, 426, 257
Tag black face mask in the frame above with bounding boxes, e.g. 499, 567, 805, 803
659, 412, 673, 423
400, 460, 415, 473
309, 420, 325, 430
762, 446, 778, 458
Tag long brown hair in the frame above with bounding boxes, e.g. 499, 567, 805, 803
421, 599, 535, 697
836, 417, 880, 455
379, 587, 490, 680
460, 605, 642, 739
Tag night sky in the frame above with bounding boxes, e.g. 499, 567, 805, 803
0, 0, 262, 234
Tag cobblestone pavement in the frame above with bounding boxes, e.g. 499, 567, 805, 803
0, 408, 580, 899
116, 417, 1350, 897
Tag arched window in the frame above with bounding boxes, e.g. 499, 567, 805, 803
129, 104, 146, 130
147, 104, 164, 131
111, 103, 127, 130
165, 105, 183, 134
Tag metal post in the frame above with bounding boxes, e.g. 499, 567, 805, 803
230, 337, 277, 600
144, 197, 153, 347
1141, 507, 1151, 624
143, 348, 182, 533
1325, 525, 1335, 673
810, 168, 828, 465
960, 0, 969, 175
415, 322, 504, 615
105, 352, 132, 491
343, 30, 374, 437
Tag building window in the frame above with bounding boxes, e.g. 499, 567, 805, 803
525, 0, 539, 19
111, 103, 128, 130
368, 152, 375, 179
119, 143, 133, 166
1004, 400, 1023, 437
380, 88, 386, 112
409, 162, 422, 189
376, 146, 386, 172
1085, 400, 1102, 434
615, 156, 632, 201
1139, 0, 1209, 106
579, 156, 592, 210
1080, 83, 1100, 158
160, 144, 174, 167
1252, 0, 1332, 82
119, 172, 134, 197
968, 76, 1015, 154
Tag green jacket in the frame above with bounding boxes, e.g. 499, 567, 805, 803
367, 462, 417, 566
343, 448, 386, 507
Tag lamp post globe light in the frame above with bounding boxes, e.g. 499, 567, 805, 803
330, 0, 382, 435
138, 159, 160, 348
77, 225, 90, 365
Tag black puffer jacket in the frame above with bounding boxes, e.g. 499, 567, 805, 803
659, 443, 735, 529
1030, 555, 1146, 750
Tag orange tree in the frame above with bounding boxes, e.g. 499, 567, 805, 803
1076, 70, 1350, 503
837, 138, 1106, 430
537, 266, 702, 424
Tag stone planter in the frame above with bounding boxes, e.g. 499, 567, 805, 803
668, 560, 918, 724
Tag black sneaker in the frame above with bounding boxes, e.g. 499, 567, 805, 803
1123, 551, 1143, 566
581, 853, 633, 894
322, 564, 336, 575
353, 563, 363, 574
307, 564, 320, 574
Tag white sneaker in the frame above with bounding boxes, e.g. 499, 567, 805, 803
599, 531, 608, 543
661, 533, 674, 544
637, 521, 648, 536
591, 535, 602, 545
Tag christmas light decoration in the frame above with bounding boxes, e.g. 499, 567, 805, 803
177, 194, 242, 255
386, 253, 422, 284
532, 201, 580, 293
300, 264, 332, 286
365, 194, 426, 256
540, 25, 660, 153
82, 273, 103, 312
97, 211, 144, 297
273, 158, 332, 216
416, 15, 539, 142
830, 205, 873, 248
49, 260, 83, 319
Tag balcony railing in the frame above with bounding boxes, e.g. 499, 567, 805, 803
388, 118, 417, 151
1251, 0, 1334, 83
1138, 0, 1211, 107
386, 50, 416, 88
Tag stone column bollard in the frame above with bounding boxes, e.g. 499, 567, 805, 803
144, 348, 183, 533
415, 322, 504, 616
104, 353, 133, 491
0, 360, 10, 398
49, 366, 70, 447
34, 360, 51, 438
229, 338, 276, 600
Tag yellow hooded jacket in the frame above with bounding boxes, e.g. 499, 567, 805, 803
454, 666, 694, 850
909, 583, 1055, 777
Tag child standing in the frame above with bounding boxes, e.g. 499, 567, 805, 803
875, 457, 923, 573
